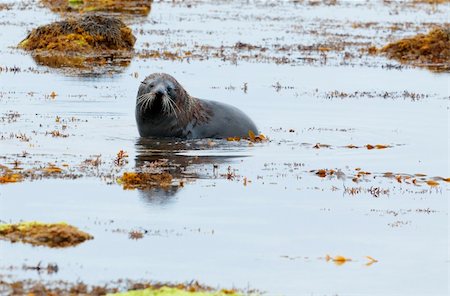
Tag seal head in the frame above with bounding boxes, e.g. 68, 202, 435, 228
136, 73, 258, 139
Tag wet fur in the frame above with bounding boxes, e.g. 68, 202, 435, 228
136, 73, 258, 139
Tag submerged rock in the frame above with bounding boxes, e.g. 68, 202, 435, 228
42, 0, 153, 15
380, 27, 450, 71
19, 14, 136, 69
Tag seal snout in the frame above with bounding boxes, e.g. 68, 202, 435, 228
153, 86, 167, 100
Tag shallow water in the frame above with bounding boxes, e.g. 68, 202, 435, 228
0, 0, 449, 295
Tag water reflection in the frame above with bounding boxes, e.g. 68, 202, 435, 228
134, 137, 249, 204
31, 52, 133, 75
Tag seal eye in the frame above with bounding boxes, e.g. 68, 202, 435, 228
167, 86, 176, 98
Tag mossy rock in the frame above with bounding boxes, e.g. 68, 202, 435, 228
0, 221, 93, 248
20, 14, 135, 52
19, 14, 135, 68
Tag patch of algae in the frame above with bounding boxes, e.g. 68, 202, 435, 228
0, 165, 23, 184
109, 287, 243, 296
0, 173, 23, 184
0, 222, 93, 248
380, 27, 450, 71
42, 0, 152, 15
1, 281, 250, 296
117, 172, 173, 190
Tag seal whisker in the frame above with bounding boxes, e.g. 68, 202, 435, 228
137, 96, 148, 114
143, 95, 154, 114
165, 95, 179, 120
138, 93, 154, 102
137, 93, 156, 114
161, 95, 169, 114
168, 96, 182, 115
161, 94, 171, 114
162, 94, 171, 113
140, 98, 148, 114
137, 93, 151, 102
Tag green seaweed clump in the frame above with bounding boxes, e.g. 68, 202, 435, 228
109, 287, 242, 296
42, 0, 152, 15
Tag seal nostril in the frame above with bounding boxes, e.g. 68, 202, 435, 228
154, 87, 165, 98
154, 91, 164, 100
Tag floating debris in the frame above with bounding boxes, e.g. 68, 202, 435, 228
312, 143, 331, 149
0, 222, 93, 248
0, 3, 11, 10
311, 167, 449, 188
22, 262, 59, 274
0, 164, 23, 184
314, 169, 336, 178
227, 131, 267, 143
115, 150, 129, 166
128, 230, 144, 240
0, 173, 23, 184
426, 180, 439, 186
365, 256, 379, 266
365, 144, 390, 150
325, 254, 352, 266
43, 165, 64, 174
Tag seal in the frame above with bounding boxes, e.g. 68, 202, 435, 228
135, 73, 258, 139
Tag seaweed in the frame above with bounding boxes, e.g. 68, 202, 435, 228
109, 287, 243, 296
412, 0, 450, 3
380, 27, 450, 71
0, 280, 247, 296
0, 222, 93, 248
117, 172, 173, 190
42, 0, 152, 15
